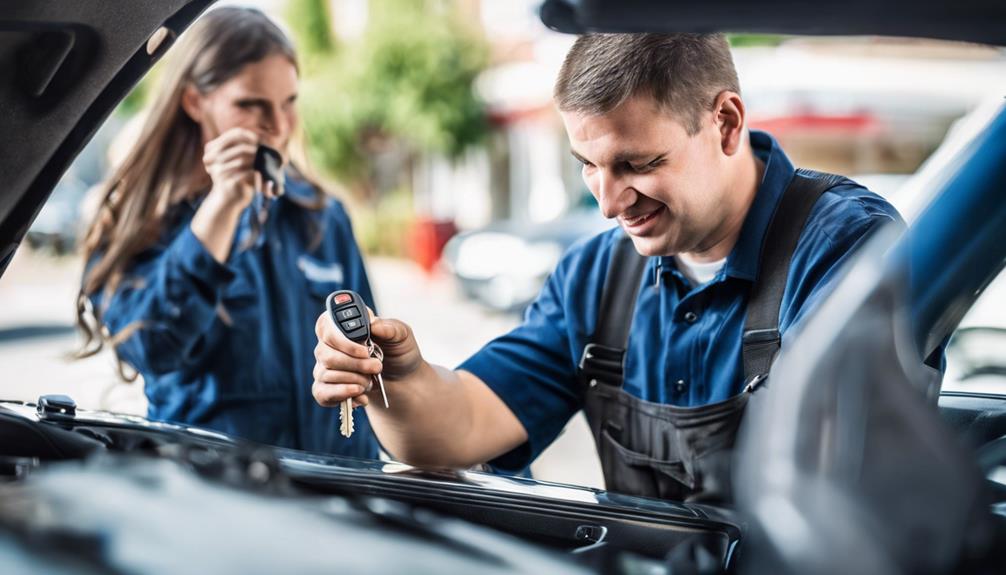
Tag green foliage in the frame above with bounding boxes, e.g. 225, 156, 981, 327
286, 0, 336, 71
727, 33, 786, 47
296, 0, 489, 188
115, 57, 166, 117
117, 76, 150, 116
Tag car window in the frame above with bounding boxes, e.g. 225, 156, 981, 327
943, 270, 1006, 396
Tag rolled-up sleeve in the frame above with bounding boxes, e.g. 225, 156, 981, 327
458, 246, 588, 472
97, 225, 235, 375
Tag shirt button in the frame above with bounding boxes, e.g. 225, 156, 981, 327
683, 311, 699, 324
675, 379, 687, 393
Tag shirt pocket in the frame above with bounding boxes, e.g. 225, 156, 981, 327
298, 254, 346, 301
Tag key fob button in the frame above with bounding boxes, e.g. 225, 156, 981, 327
336, 307, 361, 321
327, 290, 371, 345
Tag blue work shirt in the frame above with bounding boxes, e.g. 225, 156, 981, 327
93, 174, 379, 458
459, 130, 903, 472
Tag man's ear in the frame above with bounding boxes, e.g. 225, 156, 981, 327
180, 84, 204, 123
712, 91, 745, 156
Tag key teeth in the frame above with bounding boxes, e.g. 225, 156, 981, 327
340, 400, 354, 438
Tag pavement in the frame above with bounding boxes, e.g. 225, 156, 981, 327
0, 247, 603, 489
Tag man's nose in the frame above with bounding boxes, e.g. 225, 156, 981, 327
596, 170, 634, 219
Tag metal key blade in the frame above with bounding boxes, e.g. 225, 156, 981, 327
369, 342, 389, 408
340, 398, 354, 437
375, 373, 389, 408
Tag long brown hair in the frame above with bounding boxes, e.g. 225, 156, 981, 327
77, 7, 325, 377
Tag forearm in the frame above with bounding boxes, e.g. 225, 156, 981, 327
364, 363, 526, 468
190, 192, 245, 263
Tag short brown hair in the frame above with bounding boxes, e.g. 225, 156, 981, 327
554, 33, 740, 134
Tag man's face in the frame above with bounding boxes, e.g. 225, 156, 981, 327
561, 95, 731, 257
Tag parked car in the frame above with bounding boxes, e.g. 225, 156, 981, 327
442, 204, 614, 313
1, 1, 1004, 574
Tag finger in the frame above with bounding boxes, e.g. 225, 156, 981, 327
204, 129, 258, 159
215, 156, 254, 176
312, 381, 367, 407
314, 341, 382, 374
315, 312, 372, 359
207, 143, 257, 167
218, 127, 259, 147
212, 166, 254, 188
312, 363, 375, 387
264, 181, 277, 199
354, 395, 370, 408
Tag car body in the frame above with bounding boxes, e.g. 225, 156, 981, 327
2, 1, 1005, 574
1, 395, 742, 572
441, 205, 614, 312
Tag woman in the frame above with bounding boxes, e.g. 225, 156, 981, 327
77, 7, 379, 458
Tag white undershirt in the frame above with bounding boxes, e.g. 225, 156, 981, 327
674, 254, 726, 286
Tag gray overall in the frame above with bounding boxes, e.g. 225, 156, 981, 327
578, 170, 848, 502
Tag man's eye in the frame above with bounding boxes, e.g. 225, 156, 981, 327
633, 158, 663, 172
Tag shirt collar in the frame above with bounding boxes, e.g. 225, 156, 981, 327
279, 171, 319, 203
648, 130, 795, 285
723, 130, 795, 282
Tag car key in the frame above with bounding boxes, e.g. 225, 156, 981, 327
253, 144, 285, 196
326, 290, 390, 438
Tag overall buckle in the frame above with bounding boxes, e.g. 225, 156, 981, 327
578, 343, 625, 387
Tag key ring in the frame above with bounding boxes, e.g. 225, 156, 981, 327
368, 341, 390, 408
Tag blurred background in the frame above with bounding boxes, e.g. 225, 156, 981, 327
3, 0, 1006, 489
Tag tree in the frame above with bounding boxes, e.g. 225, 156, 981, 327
289, 0, 489, 196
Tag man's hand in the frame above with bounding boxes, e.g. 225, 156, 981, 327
312, 308, 528, 469
312, 310, 424, 408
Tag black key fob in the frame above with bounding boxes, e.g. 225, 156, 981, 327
254, 144, 285, 195
326, 290, 370, 344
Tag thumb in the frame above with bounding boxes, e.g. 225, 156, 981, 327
369, 316, 413, 347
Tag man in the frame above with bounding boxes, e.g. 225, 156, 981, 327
311, 33, 901, 501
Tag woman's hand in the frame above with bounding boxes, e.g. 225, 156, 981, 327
202, 128, 279, 209
190, 127, 279, 263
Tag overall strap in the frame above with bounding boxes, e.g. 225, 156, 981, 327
578, 234, 647, 387
580, 168, 850, 391
742, 168, 848, 387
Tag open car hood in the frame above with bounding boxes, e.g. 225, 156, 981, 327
539, 0, 1006, 46
0, 398, 742, 572
0, 0, 214, 278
